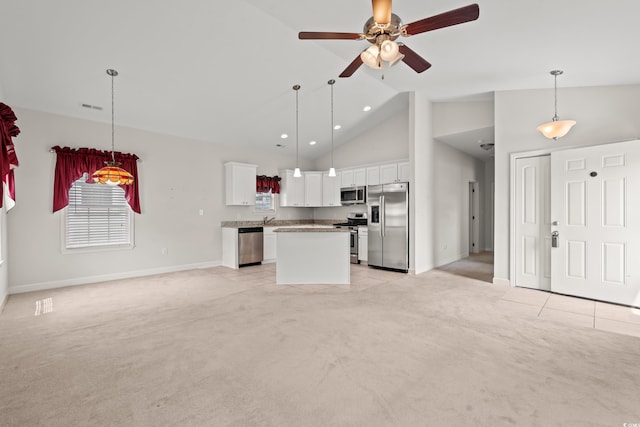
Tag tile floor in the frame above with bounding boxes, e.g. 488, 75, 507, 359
499, 286, 640, 338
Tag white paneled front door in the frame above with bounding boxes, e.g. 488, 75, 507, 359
550, 140, 640, 306
515, 155, 551, 290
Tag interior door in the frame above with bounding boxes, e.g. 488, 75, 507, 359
515, 156, 551, 290
551, 140, 640, 306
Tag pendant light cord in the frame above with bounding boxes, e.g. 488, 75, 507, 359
111, 71, 116, 163
329, 79, 335, 170
553, 72, 558, 121
293, 84, 300, 170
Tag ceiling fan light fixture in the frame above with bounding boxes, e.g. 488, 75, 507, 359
361, 45, 381, 68
379, 40, 399, 61
537, 70, 576, 140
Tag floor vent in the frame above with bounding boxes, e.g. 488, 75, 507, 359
34, 298, 53, 316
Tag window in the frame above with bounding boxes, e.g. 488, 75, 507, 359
255, 191, 276, 212
65, 174, 133, 250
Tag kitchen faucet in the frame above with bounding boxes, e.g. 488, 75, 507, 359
263, 216, 275, 224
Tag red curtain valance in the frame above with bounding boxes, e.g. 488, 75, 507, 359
52, 146, 141, 213
256, 175, 281, 194
0, 103, 20, 208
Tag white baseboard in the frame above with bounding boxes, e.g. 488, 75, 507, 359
0, 292, 7, 313
9, 260, 222, 295
492, 277, 511, 287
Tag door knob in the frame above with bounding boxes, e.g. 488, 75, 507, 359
551, 231, 559, 248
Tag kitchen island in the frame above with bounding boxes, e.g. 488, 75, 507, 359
274, 227, 350, 285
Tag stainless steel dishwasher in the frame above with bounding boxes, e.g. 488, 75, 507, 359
238, 227, 264, 267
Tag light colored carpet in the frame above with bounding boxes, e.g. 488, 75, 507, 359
437, 251, 494, 283
1, 263, 639, 426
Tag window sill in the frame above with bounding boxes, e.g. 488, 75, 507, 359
61, 244, 135, 255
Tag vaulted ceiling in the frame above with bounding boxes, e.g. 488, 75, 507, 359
1, 0, 639, 160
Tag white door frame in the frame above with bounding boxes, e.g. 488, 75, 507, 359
508, 139, 639, 288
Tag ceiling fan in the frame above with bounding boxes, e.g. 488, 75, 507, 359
298, 0, 479, 77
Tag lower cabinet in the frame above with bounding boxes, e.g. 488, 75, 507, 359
263, 227, 277, 262
358, 226, 368, 262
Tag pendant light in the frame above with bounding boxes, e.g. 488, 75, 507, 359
328, 79, 336, 177
92, 69, 134, 185
293, 84, 302, 178
536, 70, 576, 140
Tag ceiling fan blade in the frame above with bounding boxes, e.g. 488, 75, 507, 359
398, 44, 432, 73
298, 32, 362, 40
339, 55, 364, 78
404, 3, 479, 36
372, 0, 392, 25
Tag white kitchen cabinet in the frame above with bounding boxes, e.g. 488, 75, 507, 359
263, 227, 277, 263
358, 226, 368, 262
225, 162, 257, 206
304, 172, 323, 207
366, 166, 380, 186
380, 163, 398, 184
398, 161, 410, 182
380, 162, 410, 184
279, 169, 305, 207
322, 171, 341, 207
341, 168, 366, 188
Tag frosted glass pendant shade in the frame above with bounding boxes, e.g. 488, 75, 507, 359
380, 40, 399, 61
328, 167, 336, 177
536, 119, 576, 140
361, 45, 381, 69
293, 167, 302, 178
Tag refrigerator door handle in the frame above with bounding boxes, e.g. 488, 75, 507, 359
380, 195, 385, 237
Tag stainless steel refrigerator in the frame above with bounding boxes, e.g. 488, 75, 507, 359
367, 182, 409, 272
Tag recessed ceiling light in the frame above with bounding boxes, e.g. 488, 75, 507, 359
309, 141, 317, 145
363, 105, 372, 112
281, 133, 288, 139
334, 125, 341, 130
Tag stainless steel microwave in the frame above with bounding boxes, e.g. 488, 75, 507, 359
340, 186, 366, 205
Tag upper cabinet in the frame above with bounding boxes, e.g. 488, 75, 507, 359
380, 161, 410, 184
279, 169, 305, 207
398, 161, 410, 182
304, 172, 323, 207
366, 166, 380, 186
322, 171, 341, 207
225, 162, 257, 206
341, 168, 366, 188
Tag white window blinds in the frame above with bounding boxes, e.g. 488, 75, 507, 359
66, 176, 132, 249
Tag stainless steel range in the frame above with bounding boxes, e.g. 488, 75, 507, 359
333, 212, 367, 264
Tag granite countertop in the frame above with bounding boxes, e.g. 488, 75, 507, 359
273, 227, 348, 233
221, 219, 337, 228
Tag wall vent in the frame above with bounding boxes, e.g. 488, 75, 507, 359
81, 103, 103, 111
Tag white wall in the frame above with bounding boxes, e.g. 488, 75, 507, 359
409, 93, 434, 274
0, 205, 7, 309
8, 108, 313, 293
433, 141, 485, 266
482, 158, 495, 251
494, 84, 640, 284
432, 100, 494, 137
1, 85, 10, 307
